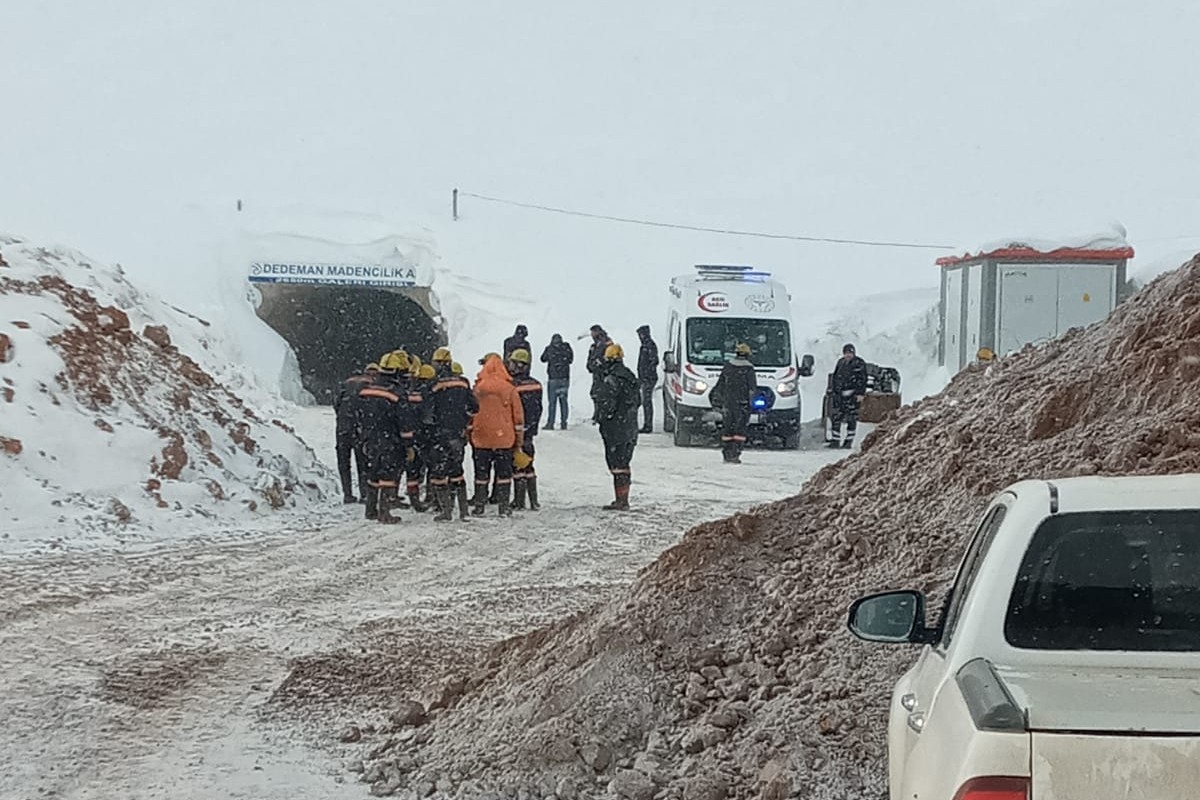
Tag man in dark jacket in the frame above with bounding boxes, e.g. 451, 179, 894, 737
636, 325, 658, 434
428, 347, 478, 522
540, 333, 573, 430
358, 352, 415, 524
503, 324, 530, 360
829, 342, 868, 449
508, 348, 544, 510
591, 343, 640, 511
710, 343, 757, 464
332, 363, 377, 502
586, 324, 613, 423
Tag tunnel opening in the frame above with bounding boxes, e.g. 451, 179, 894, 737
254, 284, 446, 404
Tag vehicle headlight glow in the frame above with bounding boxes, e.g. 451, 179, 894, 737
776, 380, 798, 397
683, 375, 708, 394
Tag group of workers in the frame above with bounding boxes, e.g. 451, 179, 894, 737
334, 325, 871, 522
334, 330, 643, 524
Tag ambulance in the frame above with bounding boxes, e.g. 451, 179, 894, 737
662, 265, 814, 448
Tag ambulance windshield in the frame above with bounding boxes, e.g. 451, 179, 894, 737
686, 318, 792, 367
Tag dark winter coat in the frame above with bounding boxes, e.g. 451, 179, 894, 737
586, 332, 612, 375
333, 374, 373, 435
637, 337, 659, 383
710, 358, 757, 411
513, 375, 545, 438
540, 339, 574, 380
357, 376, 414, 478
503, 335, 531, 360
431, 373, 478, 437
831, 355, 868, 396
592, 360, 641, 444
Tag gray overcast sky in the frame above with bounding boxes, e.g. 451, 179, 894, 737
3, 1, 1199, 299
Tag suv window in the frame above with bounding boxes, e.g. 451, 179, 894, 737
1006, 510, 1200, 651
938, 505, 1008, 650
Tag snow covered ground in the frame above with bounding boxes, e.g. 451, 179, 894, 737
0, 407, 852, 800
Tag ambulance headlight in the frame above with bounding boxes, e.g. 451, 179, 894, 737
683, 375, 708, 395
777, 379, 798, 397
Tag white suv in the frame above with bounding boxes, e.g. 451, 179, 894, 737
849, 475, 1200, 800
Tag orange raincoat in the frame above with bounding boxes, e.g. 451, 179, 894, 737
471, 355, 524, 449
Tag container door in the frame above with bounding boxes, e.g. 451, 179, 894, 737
944, 268, 964, 371
965, 265, 983, 359
998, 267, 1058, 354
1056, 265, 1115, 333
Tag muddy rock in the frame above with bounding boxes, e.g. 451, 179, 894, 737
142, 324, 172, 348
340, 725, 364, 743
580, 741, 612, 773
0, 332, 11, 363
609, 769, 655, 800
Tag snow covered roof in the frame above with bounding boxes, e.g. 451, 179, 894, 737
936, 226, 1134, 267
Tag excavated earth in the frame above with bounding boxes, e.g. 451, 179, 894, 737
288, 255, 1200, 800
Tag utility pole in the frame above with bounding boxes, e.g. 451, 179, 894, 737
452, 188, 459, 221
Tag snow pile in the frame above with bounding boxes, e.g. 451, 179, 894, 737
951, 221, 1131, 260
305, 252, 1200, 798
0, 235, 334, 549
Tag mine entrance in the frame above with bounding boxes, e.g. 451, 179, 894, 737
254, 284, 445, 403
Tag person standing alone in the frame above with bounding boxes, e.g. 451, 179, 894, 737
540, 333, 573, 430
591, 344, 640, 511
828, 343, 867, 449
710, 343, 756, 464
636, 325, 658, 434
586, 324, 613, 423
332, 362, 377, 503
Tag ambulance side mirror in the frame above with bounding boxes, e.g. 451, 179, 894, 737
798, 354, 815, 377
663, 352, 679, 374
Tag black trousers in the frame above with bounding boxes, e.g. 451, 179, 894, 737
639, 379, 656, 429
514, 439, 537, 480
429, 434, 467, 484
335, 431, 365, 497
720, 405, 750, 460
830, 393, 859, 441
474, 448, 514, 490
602, 437, 635, 487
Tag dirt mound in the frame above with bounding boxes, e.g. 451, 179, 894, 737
316, 255, 1200, 799
0, 236, 332, 546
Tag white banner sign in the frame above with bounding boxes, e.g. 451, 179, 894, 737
248, 261, 426, 288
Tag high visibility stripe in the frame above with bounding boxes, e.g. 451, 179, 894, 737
406, 482, 421, 490
434, 379, 469, 391
495, 478, 512, 485
407, 394, 424, 403
515, 384, 542, 393
431, 479, 450, 486
721, 435, 747, 442
610, 468, 631, 475
360, 388, 400, 402
401, 432, 415, 439
369, 479, 398, 488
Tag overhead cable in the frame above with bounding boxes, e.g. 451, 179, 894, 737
457, 190, 957, 250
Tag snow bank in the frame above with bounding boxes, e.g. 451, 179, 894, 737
0, 235, 334, 551
952, 221, 1131, 260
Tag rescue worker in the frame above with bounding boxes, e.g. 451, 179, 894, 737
636, 325, 658, 434
428, 348, 478, 522
503, 324, 530, 360
333, 362, 377, 503
414, 363, 440, 511
358, 351, 414, 523
540, 333, 573, 430
586, 324, 613, 422
591, 343, 640, 511
829, 342, 868, 449
507, 349, 544, 511
470, 354, 524, 517
710, 343, 756, 464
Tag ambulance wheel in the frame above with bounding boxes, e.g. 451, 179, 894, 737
673, 422, 691, 447
783, 430, 801, 450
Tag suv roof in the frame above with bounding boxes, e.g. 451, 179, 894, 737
1008, 474, 1200, 514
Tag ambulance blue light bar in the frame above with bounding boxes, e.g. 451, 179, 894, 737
693, 264, 773, 281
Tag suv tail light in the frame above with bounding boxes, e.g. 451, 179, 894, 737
951, 777, 1029, 800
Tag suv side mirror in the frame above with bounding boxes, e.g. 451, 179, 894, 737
663, 351, 678, 374
798, 354, 815, 377
847, 590, 934, 644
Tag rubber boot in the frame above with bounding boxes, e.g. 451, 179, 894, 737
527, 476, 540, 511
471, 485, 488, 516
604, 482, 630, 511
433, 486, 453, 522
408, 488, 429, 513
511, 478, 527, 510
377, 488, 402, 525
842, 439, 854, 450
428, 479, 442, 514
364, 486, 379, 520
496, 483, 513, 517
456, 484, 471, 521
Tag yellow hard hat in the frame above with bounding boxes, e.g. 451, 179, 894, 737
451, 361, 464, 376
366, 362, 380, 373
418, 364, 436, 380
976, 346, 996, 362
509, 349, 531, 364
604, 343, 624, 361
379, 351, 409, 373
408, 354, 422, 376
513, 448, 533, 469
432, 346, 452, 363
735, 343, 751, 357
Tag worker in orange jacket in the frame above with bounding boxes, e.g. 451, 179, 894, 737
470, 354, 524, 517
